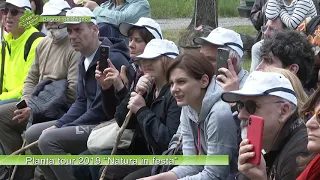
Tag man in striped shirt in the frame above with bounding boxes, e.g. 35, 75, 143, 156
266, 0, 317, 29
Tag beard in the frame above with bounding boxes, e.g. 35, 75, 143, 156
47, 27, 68, 43
240, 120, 249, 140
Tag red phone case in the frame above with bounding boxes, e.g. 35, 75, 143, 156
247, 115, 264, 165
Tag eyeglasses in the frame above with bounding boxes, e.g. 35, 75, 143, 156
261, 25, 276, 32
1, 8, 24, 16
236, 100, 284, 114
302, 110, 320, 122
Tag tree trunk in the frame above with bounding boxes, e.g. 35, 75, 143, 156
178, 0, 219, 49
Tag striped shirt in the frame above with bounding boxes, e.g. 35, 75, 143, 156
266, 0, 317, 29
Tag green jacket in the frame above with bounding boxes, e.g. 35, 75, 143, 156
0, 27, 43, 100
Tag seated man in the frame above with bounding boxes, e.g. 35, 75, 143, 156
221, 71, 310, 180
194, 27, 249, 91
256, 30, 315, 94
250, 18, 286, 72
0, 0, 44, 154
25, 7, 130, 180
0, 0, 44, 104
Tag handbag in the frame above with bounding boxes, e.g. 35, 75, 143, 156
87, 118, 134, 154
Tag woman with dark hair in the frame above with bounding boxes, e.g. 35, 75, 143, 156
296, 87, 320, 180
139, 51, 238, 180
30, 0, 45, 33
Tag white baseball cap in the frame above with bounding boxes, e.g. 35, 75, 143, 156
41, 0, 71, 16
136, 39, 179, 60
193, 27, 244, 58
119, 17, 163, 39
5, 0, 31, 10
221, 71, 297, 106
64, 7, 97, 24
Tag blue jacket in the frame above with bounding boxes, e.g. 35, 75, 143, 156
93, 0, 151, 25
55, 37, 130, 128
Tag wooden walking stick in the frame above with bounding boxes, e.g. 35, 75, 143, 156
99, 92, 142, 180
11, 140, 39, 156
10, 141, 26, 180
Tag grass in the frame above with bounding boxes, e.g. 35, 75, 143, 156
228, 25, 257, 36
149, 0, 239, 19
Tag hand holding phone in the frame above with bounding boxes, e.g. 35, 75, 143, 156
98, 45, 110, 72
216, 48, 230, 76
16, 100, 27, 109
246, 115, 264, 165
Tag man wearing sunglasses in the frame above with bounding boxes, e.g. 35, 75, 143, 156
0, 0, 44, 103
250, 18, 287, 72
221, 71, 309, 180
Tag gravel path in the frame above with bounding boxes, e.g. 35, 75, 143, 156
157, 17, 252, 30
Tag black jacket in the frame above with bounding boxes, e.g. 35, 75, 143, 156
54, 37, 130, 128
250, 0, 268, 41
113, 84, 181, 155
29, 79, 69, 124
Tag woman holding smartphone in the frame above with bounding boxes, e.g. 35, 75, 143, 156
139, 50, 238, 180
98, 39, 181, 180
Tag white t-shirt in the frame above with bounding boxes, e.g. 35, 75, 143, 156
84, 48, 98, 71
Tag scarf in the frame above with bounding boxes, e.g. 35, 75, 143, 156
297, 154, 320, 180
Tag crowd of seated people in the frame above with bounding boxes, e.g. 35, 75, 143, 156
1, 0, 320, 180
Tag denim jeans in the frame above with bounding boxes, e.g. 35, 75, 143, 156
71, 149, 128, 180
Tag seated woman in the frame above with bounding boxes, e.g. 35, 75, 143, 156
265, 0, 317, 29
294, 85, 320, 179
97, 39, 181, 180
139, 50, 239, 180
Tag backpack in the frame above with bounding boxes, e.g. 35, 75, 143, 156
6, 32, 45, 61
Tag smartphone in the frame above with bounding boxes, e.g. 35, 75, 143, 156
216, 48, 230, 76
246, 115, 264, 165
16, 99, 27, 109
98, 45, 110, 72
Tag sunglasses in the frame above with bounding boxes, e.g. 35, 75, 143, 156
302, 110, 320, 122
1, 8, 24, 16
236, 100, 284, 114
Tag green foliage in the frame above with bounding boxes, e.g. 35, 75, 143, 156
149, 0, 240, 19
